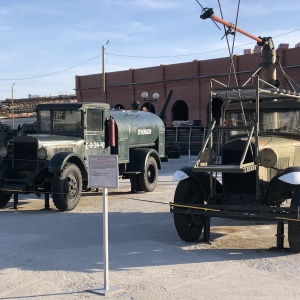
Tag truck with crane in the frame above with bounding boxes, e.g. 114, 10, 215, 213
171, 5, 300, 253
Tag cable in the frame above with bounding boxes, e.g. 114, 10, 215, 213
0, 54, 102, 81
0, 29, 298, 82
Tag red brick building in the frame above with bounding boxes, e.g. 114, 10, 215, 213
75, 46, 300, 127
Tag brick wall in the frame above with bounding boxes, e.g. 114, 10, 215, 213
76, 47, 300, 126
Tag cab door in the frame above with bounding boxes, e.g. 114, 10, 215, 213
84, 108, 110, 160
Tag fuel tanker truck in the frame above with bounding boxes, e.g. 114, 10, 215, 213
171, 5, 300, 252
0, 102, 165, 211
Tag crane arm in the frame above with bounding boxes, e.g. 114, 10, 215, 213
200, 8, 265, 46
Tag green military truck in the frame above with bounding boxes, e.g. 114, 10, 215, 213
0, 124, 14, 146
0, 102, 165, 211
171, 8, 300, 253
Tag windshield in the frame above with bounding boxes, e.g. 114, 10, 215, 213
38, 109, 82, 133
225, 109, 300, 135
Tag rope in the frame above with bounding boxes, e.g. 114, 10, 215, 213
170, 202, 300, 222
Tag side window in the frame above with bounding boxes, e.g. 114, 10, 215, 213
87, 109, 103, 131
39, 110, 51, 131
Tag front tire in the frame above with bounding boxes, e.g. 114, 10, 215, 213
173, 178, 206, 242
52, 163, 82, 211
288, 187, 300, 253
0, 192, 11, 208
138, 156, 158, 192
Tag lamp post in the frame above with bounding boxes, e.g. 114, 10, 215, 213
141, 92, 159, 113
11, 82, 15, 129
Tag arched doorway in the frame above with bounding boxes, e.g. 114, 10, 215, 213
114, 104, 124, 110
172, 100, 188, 122
141, 102, 155, 113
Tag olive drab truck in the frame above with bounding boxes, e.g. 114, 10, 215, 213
171, 6, 300, 253
0, 102, 165, 211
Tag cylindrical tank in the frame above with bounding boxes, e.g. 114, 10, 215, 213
110, 109, 165, 146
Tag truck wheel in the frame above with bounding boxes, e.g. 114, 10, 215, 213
288, 187, 300, 253
52, 163, 82, 211
173, 178, 205, 242
138, 156, 158, 192
0, 192, 11, 208
130, 174, 142, 192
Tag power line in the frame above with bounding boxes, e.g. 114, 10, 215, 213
0, 54, 102, 81
107, 29, 300, 58
0, 29, 298, 81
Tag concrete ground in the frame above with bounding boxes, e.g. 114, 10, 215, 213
0, 156, 299, 300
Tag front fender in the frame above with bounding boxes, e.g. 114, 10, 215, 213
48, 152, 86, 174
172, 166, 222, 197
277, 167, 300, 185
264, 167, 300, 204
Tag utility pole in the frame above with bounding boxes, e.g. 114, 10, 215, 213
102, 45, 106, 103
11, 82, 15, 129
102, 40, 110, 103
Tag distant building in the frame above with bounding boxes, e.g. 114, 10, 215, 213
278, 43, 289, 49
244, 49, 254, 55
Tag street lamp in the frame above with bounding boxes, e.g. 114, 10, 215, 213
11, 82, 15, 129
141, 92, 159, 113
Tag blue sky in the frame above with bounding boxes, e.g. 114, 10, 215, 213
0, 0, 299, 100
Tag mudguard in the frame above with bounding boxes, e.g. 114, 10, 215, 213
263, 167, 300, 204
48, 152, 87, 175
172, 166, 222, 197
126, 148, 161, 173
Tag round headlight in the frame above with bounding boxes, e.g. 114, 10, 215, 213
0, 146, 8, 158
259, 148, 278, 168
37, 148, 47, 160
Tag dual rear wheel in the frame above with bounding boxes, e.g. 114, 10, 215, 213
130, 156, 158, 192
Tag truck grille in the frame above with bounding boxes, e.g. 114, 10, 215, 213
222, 140, 256, 194
13, 138, 38, 172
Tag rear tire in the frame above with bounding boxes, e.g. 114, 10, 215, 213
138, 156, 158, 192
52, 163, 82, 211
288, 187, 300, 253
0, 192, 11, 208
173, 178, 206, 242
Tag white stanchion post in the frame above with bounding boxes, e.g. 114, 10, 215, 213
88, 155, 121, 296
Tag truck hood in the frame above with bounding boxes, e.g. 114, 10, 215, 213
13, 134, 84, 160
258, 135, 300, 149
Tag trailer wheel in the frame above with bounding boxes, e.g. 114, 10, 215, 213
173, 178, 206, 242
52, 163, 82, 211
288, 187, 300, 253
138, 156, 158, 192
0, 192, 11, 208
130, 174, 142, 192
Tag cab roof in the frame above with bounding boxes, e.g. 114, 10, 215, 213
35, 102, 110, 111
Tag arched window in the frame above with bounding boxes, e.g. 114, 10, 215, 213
172, 100, 188, 121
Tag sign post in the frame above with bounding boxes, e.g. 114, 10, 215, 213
87, 155, 121, 295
